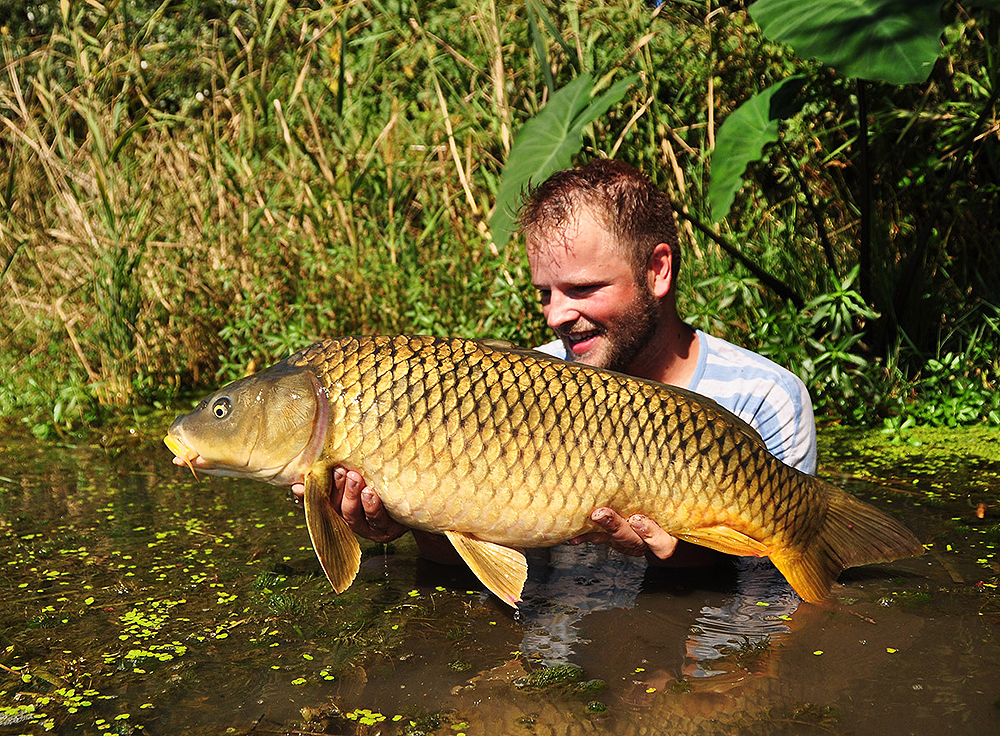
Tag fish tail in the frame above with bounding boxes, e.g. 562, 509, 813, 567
770, 479, 924, 603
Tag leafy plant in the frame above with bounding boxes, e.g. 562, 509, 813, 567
706, 0, 999, 416
491, 71, 638, 248
709, 75, 805, 222
750, 0, 948, 85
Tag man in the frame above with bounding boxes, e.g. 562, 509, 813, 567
318, 159, 816, 568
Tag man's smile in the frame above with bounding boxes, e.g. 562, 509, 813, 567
562, 328, 603, 356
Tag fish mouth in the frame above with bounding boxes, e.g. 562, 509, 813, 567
164, 433, 202, 480
163, 430, 282, 483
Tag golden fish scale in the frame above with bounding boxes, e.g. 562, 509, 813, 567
288, 336, 824, 549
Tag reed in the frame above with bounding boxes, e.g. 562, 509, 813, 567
0, 0, 996, 434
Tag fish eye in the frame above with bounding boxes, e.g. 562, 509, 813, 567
212, 397, 232, 419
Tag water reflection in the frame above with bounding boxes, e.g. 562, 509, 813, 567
517, 545, 796, 680
519, 545, 646, 663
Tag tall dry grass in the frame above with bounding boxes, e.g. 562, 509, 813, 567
2, 0, 996, 433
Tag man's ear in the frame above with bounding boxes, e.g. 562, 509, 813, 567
646, 243, 674, 298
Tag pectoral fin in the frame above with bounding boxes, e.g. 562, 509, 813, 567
443, 530, 527, 608
304, 468, 362, 594
676, 526, 770, 557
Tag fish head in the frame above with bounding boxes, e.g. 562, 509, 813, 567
164, 361, 327, 487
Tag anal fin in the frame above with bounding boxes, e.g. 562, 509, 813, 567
304, 468, 362, 594
676, 526, 770, 557
444, 530, 527, 608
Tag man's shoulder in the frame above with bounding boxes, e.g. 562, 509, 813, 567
697, 332, 806, 395
694, 332, 816, 473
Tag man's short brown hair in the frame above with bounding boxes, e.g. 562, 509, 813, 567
517, 159, 681, 284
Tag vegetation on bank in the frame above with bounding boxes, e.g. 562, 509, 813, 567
1, 0, 997, 437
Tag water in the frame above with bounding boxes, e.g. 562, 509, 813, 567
1, 418, 998, 735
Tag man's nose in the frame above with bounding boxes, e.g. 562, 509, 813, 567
544, 291, 578, 331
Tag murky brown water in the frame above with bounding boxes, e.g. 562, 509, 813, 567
1, 417, 998, 735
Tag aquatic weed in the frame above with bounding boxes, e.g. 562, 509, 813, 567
574, 679, 607, 695
266, 591, 308, 617
252, 571, 288, 591
788, 703, 840, 728
514, 663, 585, 690
722, 635, 774, 671
891, 590, 933, 608
0, 676, 117, 733
403, 712, 443, 735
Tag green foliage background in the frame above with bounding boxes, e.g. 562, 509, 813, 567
1, 0, 997, 435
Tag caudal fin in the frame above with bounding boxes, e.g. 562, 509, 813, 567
770, 480, 924, 603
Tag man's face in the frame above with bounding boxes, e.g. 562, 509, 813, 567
528, 210, 658, 372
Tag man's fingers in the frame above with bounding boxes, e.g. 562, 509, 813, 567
360, 488, 388, 528
337, 470, 368, 527
346, 474, 406, 542
583, 508, 680, 560
344, 470, 365, 499
330, 466, 347, 505
627, 514, 652, 538
590, 507, 646, 556
628, 514, 679, 560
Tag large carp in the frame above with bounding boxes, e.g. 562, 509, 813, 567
163, 335, 922, 607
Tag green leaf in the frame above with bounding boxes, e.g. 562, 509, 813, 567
749, 0, 945, 85
525, 0, 554, 95
526, 0, 582, 76
490, 73, 638, 248
709, 75, 805, 223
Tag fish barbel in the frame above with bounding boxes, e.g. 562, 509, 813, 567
164, 335, 923, 607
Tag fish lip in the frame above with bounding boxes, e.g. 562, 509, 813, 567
164, 432, 203, 479
163, 433, 188, 459
164, 426, 241, 474
165, 427, 305, 484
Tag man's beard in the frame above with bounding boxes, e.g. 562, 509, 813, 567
601, 288, 659, 373
562, 287, 659, 373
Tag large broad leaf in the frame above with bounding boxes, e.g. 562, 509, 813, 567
709, 76, 805, 223
490, 73, 638, 248
749, 0, 946, 85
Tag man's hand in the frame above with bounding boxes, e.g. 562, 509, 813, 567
570, 507, 680, 561
570, 507, 723, 566
292, 468, 460, 563
332, 467, 409, 543
290, 467, 409, 543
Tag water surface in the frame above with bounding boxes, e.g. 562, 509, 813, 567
1, 418, 998, 734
